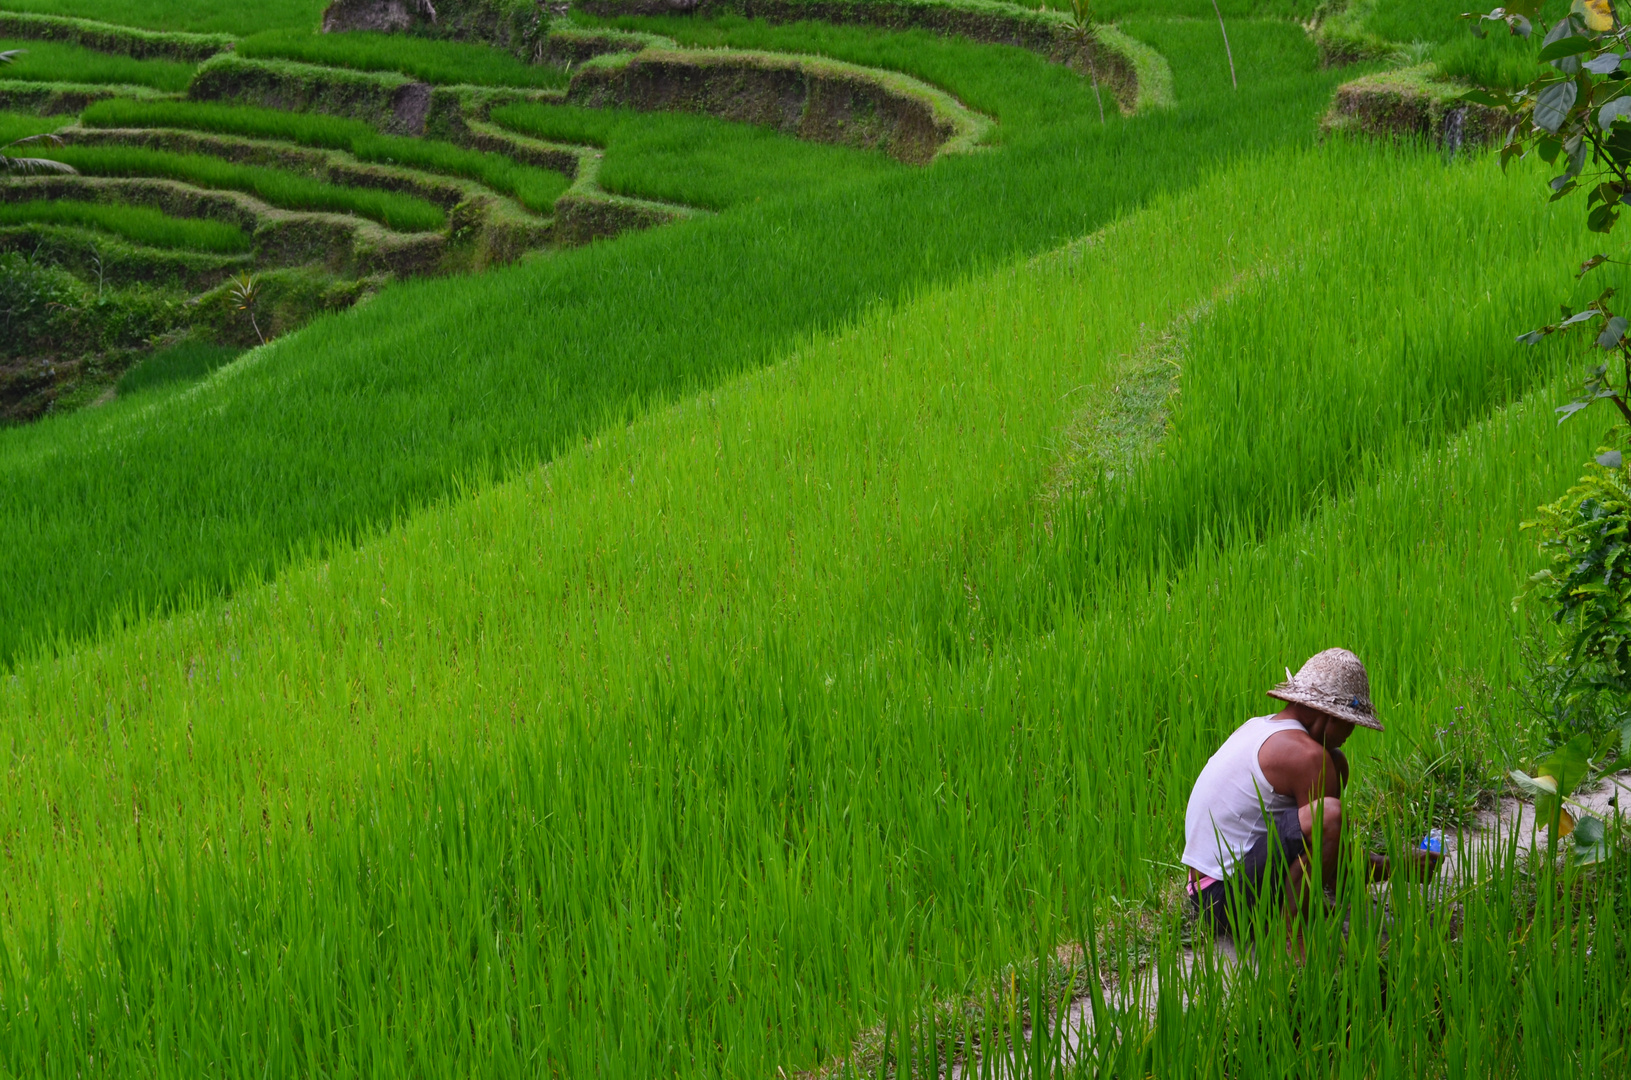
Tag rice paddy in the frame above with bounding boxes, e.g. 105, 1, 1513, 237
0, 37, 195, 90
31, 144, 449, 230
0, 0, 1625, 1075
238, 28, 572, 88
0, 197, 250, 250
81, 100, 573, 212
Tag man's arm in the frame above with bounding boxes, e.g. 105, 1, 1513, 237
1329, 747, 1350, 794
1259, 732, 1342, 805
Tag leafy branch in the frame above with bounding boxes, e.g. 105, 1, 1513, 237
1462, 0, 1631, 430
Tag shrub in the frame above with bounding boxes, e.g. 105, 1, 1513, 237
1521, 453, 1631, 749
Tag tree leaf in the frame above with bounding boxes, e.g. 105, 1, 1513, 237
1572, 814, 1612, 863
1597, 449, 1624, 467
1585, 50, 1626, 73
1521, 328, 1554, 344
1538, 731, 1595, 796
1537, 80, 1580, 132
1563, 308, 1600, 326
1541, 35, 1597, 61
1462, 87, 1507, 106
1599, 95, 1631, 130
1597, 315, 1628, 346
1544, 14, 1579, 48
1574, 0, 1615, 33
1567, 133, 1589, 177
1510, 769, 1559, 796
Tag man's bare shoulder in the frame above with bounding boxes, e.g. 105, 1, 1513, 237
1258, 728, 1324, 797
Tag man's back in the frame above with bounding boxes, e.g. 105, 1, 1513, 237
1182, 714, 1306, 879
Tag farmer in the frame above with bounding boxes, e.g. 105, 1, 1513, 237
1181, 648, 1437, 936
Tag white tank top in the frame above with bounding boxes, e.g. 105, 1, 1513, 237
1181, 714, 1307, 879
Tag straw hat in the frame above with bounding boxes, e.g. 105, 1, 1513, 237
1266, 648, 1382, 731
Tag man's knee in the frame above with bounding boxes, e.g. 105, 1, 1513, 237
1299, 797, 1342, 848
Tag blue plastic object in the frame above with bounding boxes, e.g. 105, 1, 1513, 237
1419, 830, 1444, 855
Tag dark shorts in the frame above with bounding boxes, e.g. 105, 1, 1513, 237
1189, 805, 1306, 937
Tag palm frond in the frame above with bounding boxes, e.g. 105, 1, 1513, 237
0, 155, 78, 175
6, 132, 64, 149
0, 48, 26, 65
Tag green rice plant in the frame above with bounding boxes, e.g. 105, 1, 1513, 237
1434, 25, 1544, 89
0, 108, 66, 145
33, 144, 447, 231
81, 96, 372, 148
0, 18, 1451, 669
0, 140, 1621, 1075
349, 130, 568, 212
0, 0, 325, 36
491, 102, 904, 210
0, 37, 196, 90
237, 27, 569, 88
81, 99, 570, 212
116, 339, 243, 395
573, 11, 1105, 137
0, 198, 250, 251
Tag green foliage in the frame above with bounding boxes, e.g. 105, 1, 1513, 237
0, 250, 183, 360
237, 28, 569, 88
1521, 454, 1631, 740
82, 100, 569, 212
0, 37, 197, 90
34, 144, 447, 232
0, 250, 79, 352
1462, 3, 1631, 427
116, 339, 242, 395
0, 198, 250, 252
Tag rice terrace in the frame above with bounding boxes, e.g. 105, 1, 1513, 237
4, 0, 1631, 1072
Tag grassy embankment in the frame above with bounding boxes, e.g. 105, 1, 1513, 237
0, 140, 1622, 1075
0, 17, 1348, 666
81, 99, 572, 213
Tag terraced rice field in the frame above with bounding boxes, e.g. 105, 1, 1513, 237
0, 0, 1627, 1076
